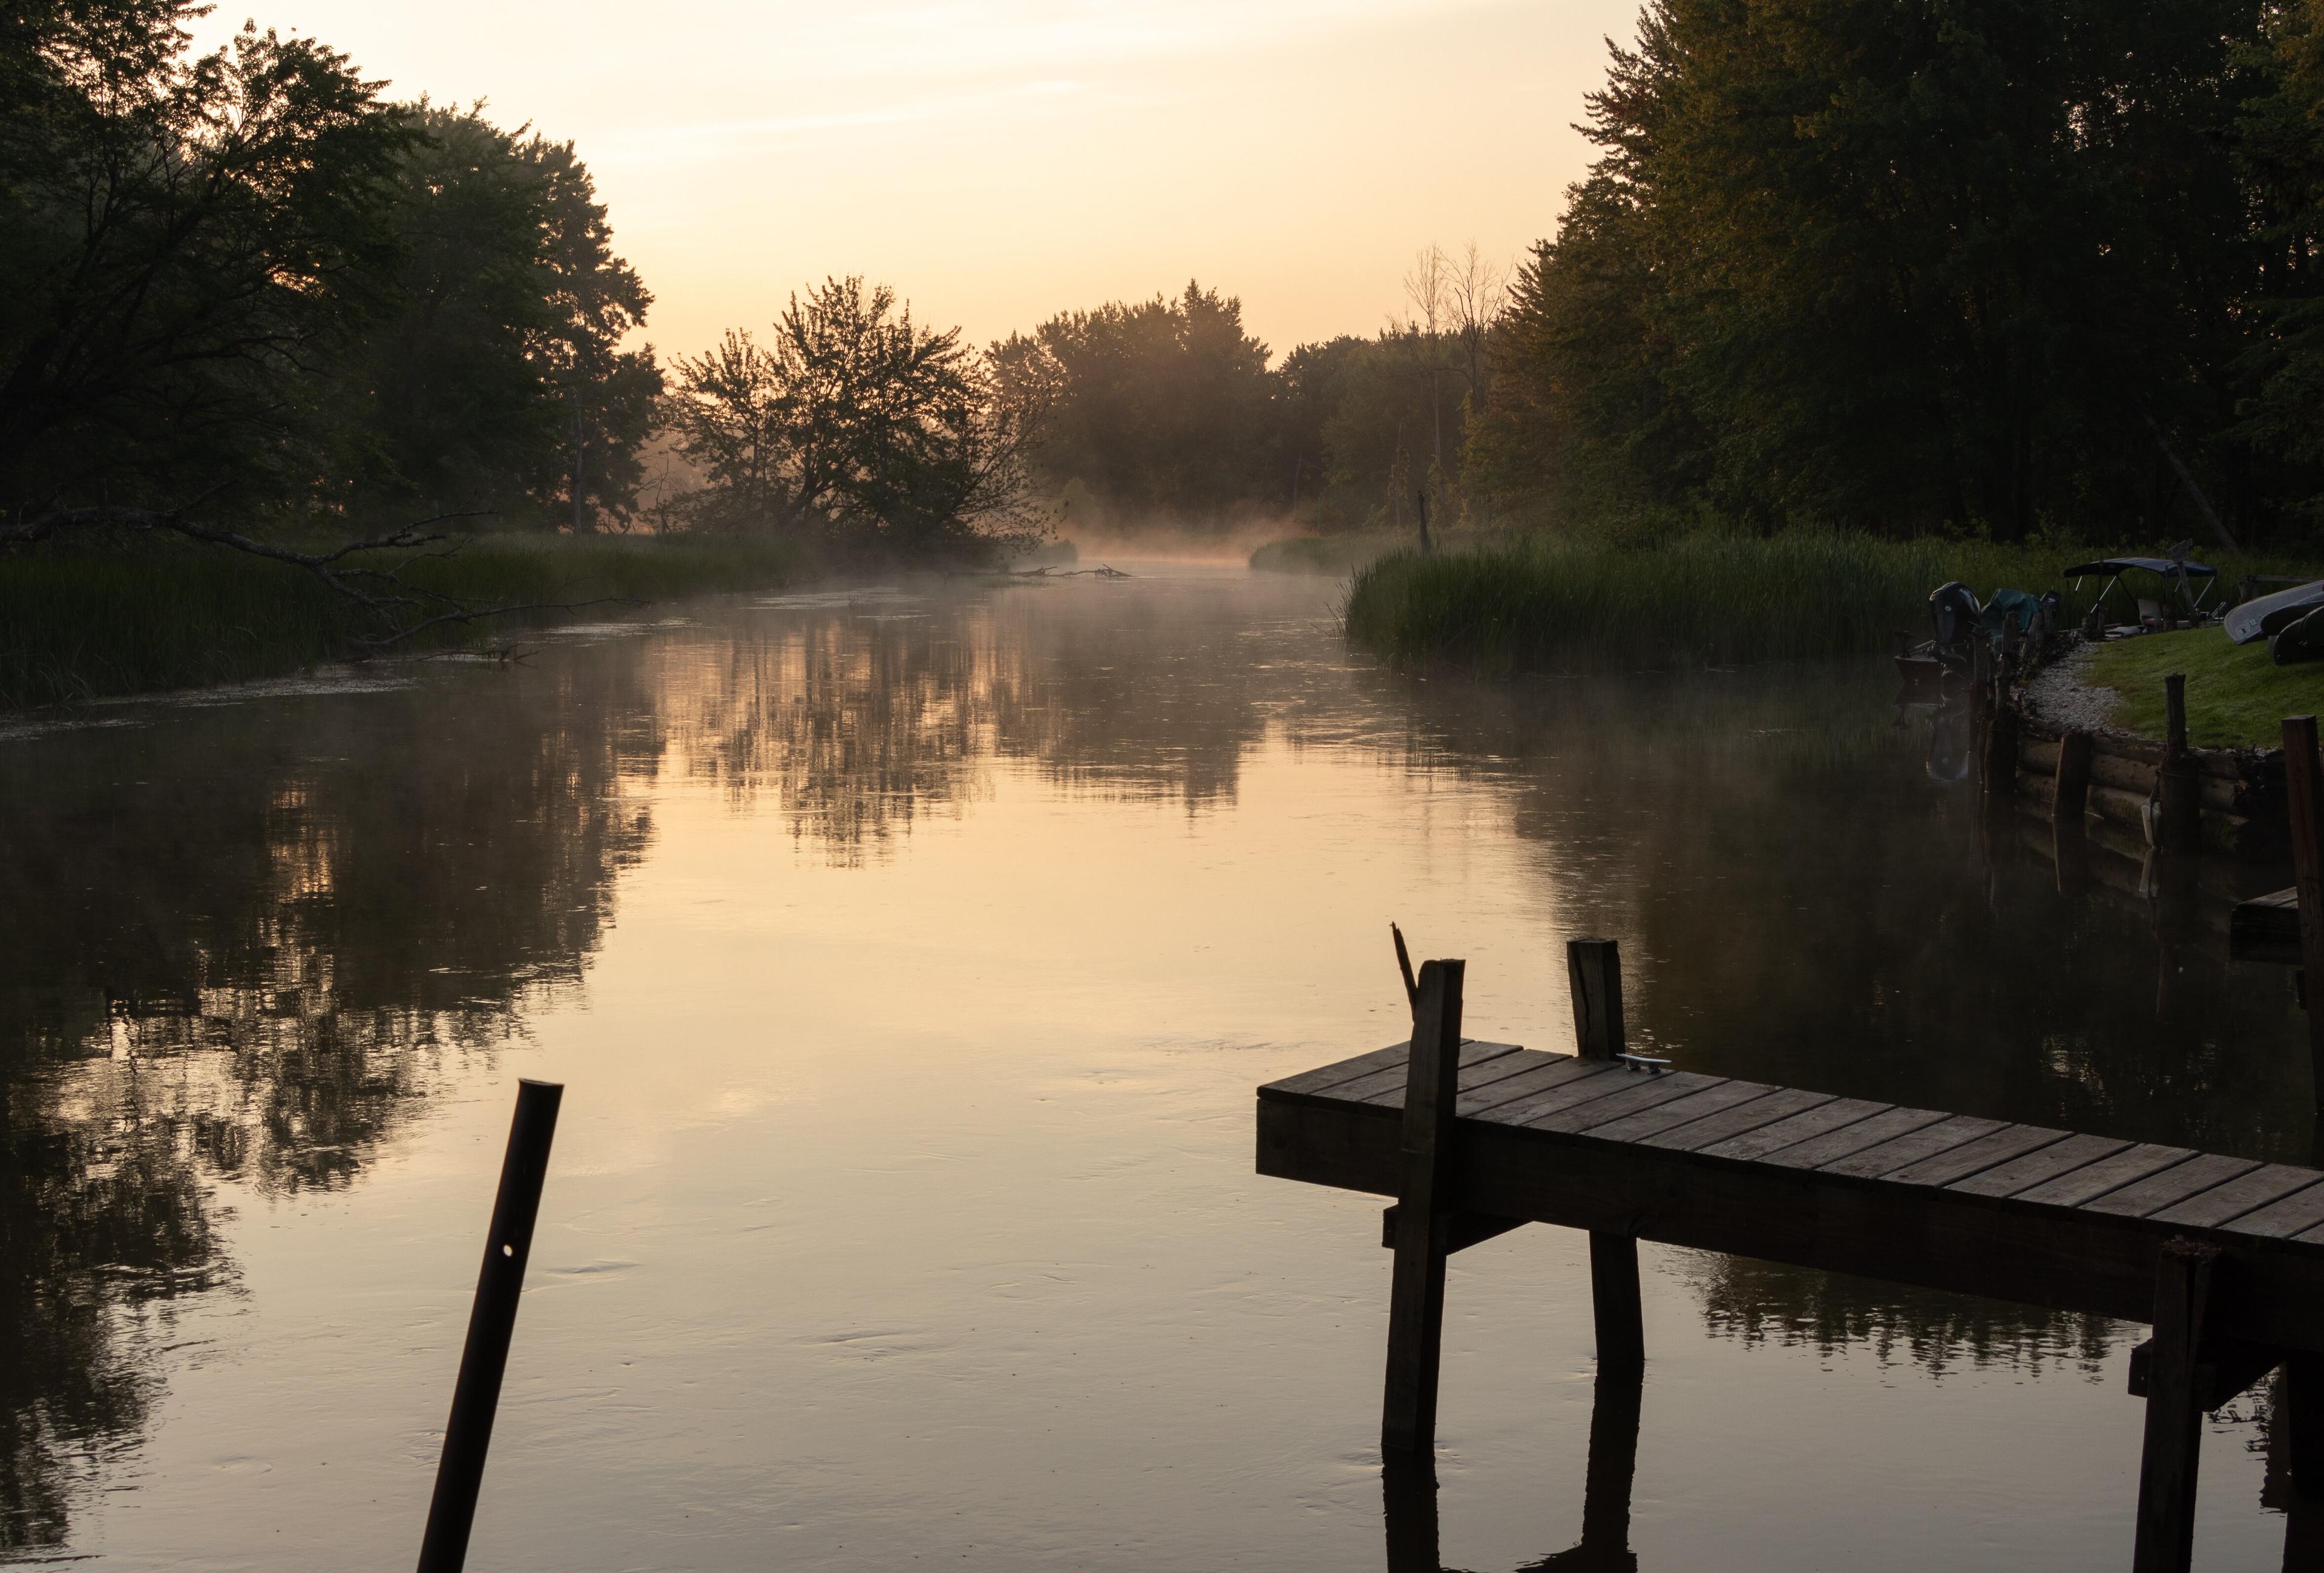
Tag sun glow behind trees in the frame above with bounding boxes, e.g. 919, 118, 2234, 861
178, 0, 1635, 357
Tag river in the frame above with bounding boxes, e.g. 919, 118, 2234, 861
0, 562, 2309, 1569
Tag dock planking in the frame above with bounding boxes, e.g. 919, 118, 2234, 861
1260, 1038, 2324, 1350
1260, 937, 2324, 1571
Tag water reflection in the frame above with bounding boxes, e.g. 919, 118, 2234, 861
0, 571, 2313, 1562
0, 662, 660, 1549
1384, 1365, 1643, 1573
1683, 1255, 2114, 1376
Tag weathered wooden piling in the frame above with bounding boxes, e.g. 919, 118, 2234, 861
1568, 938, 1644, 1376
416, 1079, 564, 1573
1566, 939, 1624, 1063
2133, 1240, 2217, 1573
1381, 960, 1463, 1462
2155, 674, 2202, 853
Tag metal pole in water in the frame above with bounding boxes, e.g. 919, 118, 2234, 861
416, 1079, 565, 1573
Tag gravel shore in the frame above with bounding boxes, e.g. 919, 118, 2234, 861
2023, 642, 2125, 734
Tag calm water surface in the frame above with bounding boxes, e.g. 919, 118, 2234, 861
2, 564, 2313, 1569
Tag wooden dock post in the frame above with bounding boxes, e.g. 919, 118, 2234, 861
416, 1079, 564, 1573
2156, 676, 2201, 852
1382, 958, 1465, 1463
2286, 717, 2324, 1115
2133, 1240, 2220, 1573
1566, 939, 1645, 1376
2053, 729, 2093, 823
1567, 939, 1624, 1063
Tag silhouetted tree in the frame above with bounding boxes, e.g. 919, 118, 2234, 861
670, 277, 1036, 552
992, 281, 1278, 533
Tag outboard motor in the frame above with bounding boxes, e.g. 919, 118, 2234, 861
1929, 582, 1981, 664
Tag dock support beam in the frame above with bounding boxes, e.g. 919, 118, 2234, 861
2286, 717, 2324, 1115
2155, 675, 2201, 853
1567, 939, 1645, 1376
1382, 958, 1465, 1465
2134, 1240, 2219, 1573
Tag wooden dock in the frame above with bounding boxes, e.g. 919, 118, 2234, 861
1258, 941, 2324, 1572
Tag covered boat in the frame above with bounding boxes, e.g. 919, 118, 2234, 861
2062, 553, 2218, 630
2228, 579, 2324, 646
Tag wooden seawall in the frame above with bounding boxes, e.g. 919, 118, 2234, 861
2006, 710, 2283, 858
1258, 941, 2324, 1572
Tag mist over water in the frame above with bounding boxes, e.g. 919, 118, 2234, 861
0, 565, 2306, 1569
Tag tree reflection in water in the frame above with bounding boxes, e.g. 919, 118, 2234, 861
0, 653, 661, 1551
0, 582, 2309, 1554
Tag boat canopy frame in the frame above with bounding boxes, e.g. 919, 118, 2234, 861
2063, 557, 2219, 619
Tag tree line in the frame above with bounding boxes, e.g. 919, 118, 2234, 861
1470, 0, 2324, 547
1, 2, 1515, 564
41, 1, 2318, 561
2, 4, 656, 537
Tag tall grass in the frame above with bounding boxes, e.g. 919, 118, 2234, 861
0, 532, 806, 709
1342, 533, 2319, 672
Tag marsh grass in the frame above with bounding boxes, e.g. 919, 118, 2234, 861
1342, 534, 2320, 674
0, 532, 806, 708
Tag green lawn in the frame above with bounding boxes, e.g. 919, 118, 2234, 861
2081, 626, 2324, 748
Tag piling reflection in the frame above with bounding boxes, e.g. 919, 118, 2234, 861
1382, 1362, 1643, 1573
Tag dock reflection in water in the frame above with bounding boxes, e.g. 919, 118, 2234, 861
0, 565, 2314, 1568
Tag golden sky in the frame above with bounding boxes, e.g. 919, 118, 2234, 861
195, 1, 1640, 360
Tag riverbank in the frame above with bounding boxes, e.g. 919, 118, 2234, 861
2053, 628, 2324, 749
0, 532, 809, 709
1341, 533, 2322, 673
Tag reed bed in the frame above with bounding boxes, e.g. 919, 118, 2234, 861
0, 532, 806, 709
1341, 533, 2313, 673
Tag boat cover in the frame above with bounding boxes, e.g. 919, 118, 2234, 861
1979, 587, 2050, 640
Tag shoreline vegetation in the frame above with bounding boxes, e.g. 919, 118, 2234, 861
0, 534, 808, 710
1339, 532, 2324, 674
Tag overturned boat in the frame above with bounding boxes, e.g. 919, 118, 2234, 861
2228, 579, 2324, 646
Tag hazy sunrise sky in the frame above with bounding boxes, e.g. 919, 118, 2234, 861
192, 1, 1641, 359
